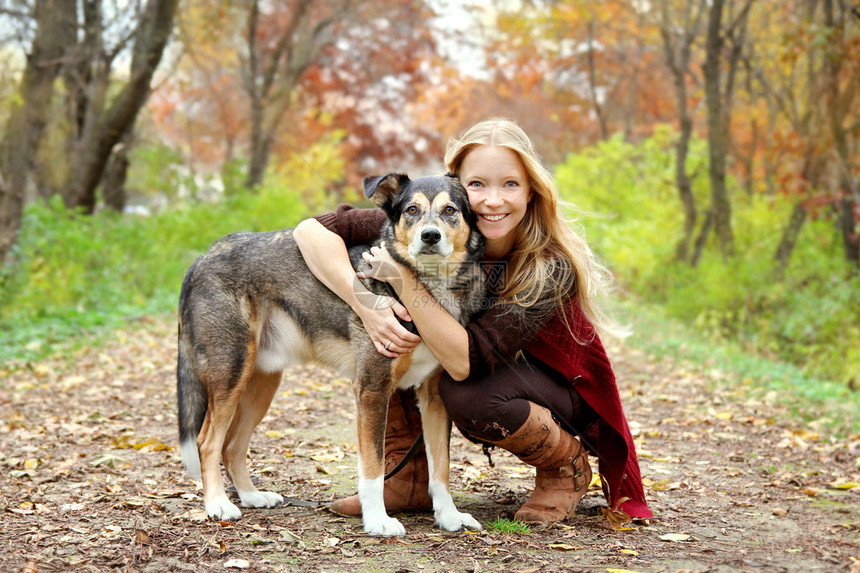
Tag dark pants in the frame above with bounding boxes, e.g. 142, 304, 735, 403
438, 356, 598, 443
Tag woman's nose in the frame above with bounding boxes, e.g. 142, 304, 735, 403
483, 188, 504, 207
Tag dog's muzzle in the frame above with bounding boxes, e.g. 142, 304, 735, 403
421, 228, 441, 245
411, 225, 452, 257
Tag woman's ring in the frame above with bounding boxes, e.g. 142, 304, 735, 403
384, 341, 392, 350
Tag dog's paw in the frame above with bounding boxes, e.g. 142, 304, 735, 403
205, 496, 242, 521
239, 490, 284, 508
363, 515, 406, 537
436, 508, 482, 532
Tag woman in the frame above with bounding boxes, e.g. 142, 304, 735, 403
293, 118, 652, 523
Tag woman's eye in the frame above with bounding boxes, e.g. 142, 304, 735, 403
467, 181, 483, 188
406, 205, 419, 215
505, 181, 519, 187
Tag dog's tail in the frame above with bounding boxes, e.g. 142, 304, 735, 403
177, 335, 207, 480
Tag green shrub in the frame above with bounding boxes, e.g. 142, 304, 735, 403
0, 182, 311, 364
555, 126, 860, 387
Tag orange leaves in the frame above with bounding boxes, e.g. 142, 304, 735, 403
602, 503, 633, 531
111, 433, 173, 452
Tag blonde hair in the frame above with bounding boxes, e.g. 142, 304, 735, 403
445, 117, 626, 340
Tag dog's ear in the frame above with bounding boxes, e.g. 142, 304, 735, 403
364, 173, 409, 207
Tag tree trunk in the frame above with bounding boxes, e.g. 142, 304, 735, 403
621, 21, 644, 141
0, 0, 72, 264
774, 201, 807, 273
242, 0, 319, 191
102, 138, 132, 212
65, 0, 178, 214
658, 0, 706, 264
837, 196, 859, 266
245, 99, 273, 190
822, 0, 860, 266
703, 0, 735, 259
691, 208, 714, 268
675, 117, 697, 263
586, 18, 609, 141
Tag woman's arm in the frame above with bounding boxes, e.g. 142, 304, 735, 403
293, 218, 421, 357
360, 244, 556, 381
358, 244, 470, 380
397, 265, 472, 380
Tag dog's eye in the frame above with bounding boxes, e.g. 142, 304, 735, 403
443, 205, 457, 215
406, 205, 419, 215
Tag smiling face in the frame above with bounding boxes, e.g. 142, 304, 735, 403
459, 145, 532, 259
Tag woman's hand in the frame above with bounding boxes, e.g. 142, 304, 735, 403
357, 243, 405, 285
354, 244, 421, 357
354, 293, 421, 357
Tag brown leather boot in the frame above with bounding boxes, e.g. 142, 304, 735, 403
488, 402, 592, 524
329, 389, 432, 516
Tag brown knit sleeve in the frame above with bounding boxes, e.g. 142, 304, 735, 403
465, 257, 574, 378
465, 300, 554, 378
314, 204, 387, 248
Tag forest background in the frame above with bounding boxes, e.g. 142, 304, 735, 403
0, 0, 858, 413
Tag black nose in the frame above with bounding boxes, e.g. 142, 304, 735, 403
421, 228, 441, 245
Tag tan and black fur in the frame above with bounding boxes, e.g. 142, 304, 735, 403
177, 173, 485, 536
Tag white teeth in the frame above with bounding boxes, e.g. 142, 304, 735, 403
482, 214, 507, 222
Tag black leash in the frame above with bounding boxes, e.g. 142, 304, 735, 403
384, 432, 424, 480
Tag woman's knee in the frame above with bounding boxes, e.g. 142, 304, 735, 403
438, 372, 474, 426
438, 372, 513, 438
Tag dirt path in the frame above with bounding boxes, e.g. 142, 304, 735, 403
1, 316, 858, 572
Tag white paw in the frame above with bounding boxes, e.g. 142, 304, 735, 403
205, 496, 242, 520
239, 490, 284, 508
435, 507, 482, 532
363, 514, 406, 537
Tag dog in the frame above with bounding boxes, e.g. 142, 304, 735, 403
176, 173, 486, 536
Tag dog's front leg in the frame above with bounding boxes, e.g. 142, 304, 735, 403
417, 377, 482, 532
354, 383, 405, 536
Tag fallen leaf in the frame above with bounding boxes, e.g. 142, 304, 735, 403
829, 480, 859, 490
659, 533, 692, 542
314, 463, 337, 475
549, 543, 579, 551
89, 454, 128, 468
132, 438, 171, 451
176, 509, 207, 522
102, 525, 122, 538
602, 497, 632, 530
791, 429, 820, 441
224, 558, 250, 569
310, 450, 344, 463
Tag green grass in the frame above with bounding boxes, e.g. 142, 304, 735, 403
616, 298, 860, 437
486, 518, 531, 534
0, 183, 315, 368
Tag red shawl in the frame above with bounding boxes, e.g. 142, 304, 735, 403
524, 299, 652, 519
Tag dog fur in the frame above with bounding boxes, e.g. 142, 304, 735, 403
177, 173, 486, 536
